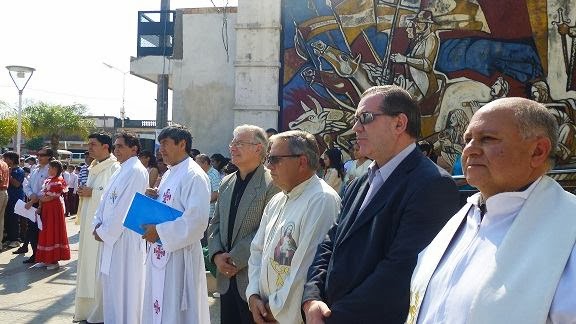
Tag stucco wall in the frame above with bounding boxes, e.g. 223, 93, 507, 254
171, 7, 237, 156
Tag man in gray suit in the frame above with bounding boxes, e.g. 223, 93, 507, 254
208, 124, 280, 324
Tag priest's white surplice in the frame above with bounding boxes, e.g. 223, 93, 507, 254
141, 157, 211, 324
93, 156, 148, 323
74, 155, 120, 322
408, 176, 576, 324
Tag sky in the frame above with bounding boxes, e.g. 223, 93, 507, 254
0, 0, 237, 121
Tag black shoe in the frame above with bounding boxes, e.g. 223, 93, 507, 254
23, 256, 35, 264
13, 247, 28, 254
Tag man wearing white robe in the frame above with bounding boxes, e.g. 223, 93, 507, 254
246, 130, 341, 324
92, 132, 148, 323
141, 125, 211, 324
74, 133, 120, 323
408, 98, 576, 324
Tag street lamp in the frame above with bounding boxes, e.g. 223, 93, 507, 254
103, 62, 127, 128
6, 65, 35, 156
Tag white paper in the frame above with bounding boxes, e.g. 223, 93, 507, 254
14, 199, 43, 230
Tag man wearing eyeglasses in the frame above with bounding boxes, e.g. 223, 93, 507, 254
208, 124, 280, 324
302, 85, 460, 324
20, 147, 53, 263
246, 130, 340, 324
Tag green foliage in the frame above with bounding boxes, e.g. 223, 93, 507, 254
25, 136, 46, 151
23, 102, 94, 151
0, 117, 17, 147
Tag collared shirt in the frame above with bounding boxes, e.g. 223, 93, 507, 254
23, 164, 49, 198
246, 175, 341, 324
227, 168, 257, 247
359, 143, 416, 212
417, 177, 576, 323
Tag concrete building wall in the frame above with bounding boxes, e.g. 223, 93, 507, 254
232, 0, 282, 130
170, 7, 238, 156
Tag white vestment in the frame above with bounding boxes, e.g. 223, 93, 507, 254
141, 157, 211, 324
93, 156, 148, 324
408, 176, 576, 324
246, 175, 340, 324
74, 155, 120, 322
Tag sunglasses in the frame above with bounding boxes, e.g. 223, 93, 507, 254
37, 153, 50, 157
265, 154, 302, 165
353, 112, 388, 125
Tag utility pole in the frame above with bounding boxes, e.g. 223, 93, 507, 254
156, 0, 170, 129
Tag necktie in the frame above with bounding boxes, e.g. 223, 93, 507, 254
359, 169, 383, 213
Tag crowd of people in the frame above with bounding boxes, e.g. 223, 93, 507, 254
0, 84, 575, 324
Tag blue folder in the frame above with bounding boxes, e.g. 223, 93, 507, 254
123, 192, 183, 243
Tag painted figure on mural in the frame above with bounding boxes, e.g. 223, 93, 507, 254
435, 108, 469, 170
529, 80, 576, 165
391, 10, 441, 104
553, 7, 576, 91
467, 77, 510, 112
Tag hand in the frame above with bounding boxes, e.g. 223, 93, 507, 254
303, 300, 331, 324
390, 53, 407, 63
213, 252, 238, 278
93, 223, 103, 242
145, 187, 159, 198
77, 186, 93, 197
142, 224, 160, 243
248, 295, 277, 324
24, 201, 34, 210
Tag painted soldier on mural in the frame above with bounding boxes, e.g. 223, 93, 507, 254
281, 0, 576, 172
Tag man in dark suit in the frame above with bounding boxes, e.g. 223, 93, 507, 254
302, 85, 460, 323
208, 124, 280, 324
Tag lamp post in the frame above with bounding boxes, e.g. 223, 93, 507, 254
6, 65, 35, 156
103, 62, 127, 128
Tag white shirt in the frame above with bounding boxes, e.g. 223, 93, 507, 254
417, 178, 576, 324
23, 164, 49, 198
246, 175, 341, 324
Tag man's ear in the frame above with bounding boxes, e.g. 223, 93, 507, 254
530, 136, 552, 168
395, 113, 408, 134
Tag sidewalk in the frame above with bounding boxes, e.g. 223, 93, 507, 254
0, 216, 221, 323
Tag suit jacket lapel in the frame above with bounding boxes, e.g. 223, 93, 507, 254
231, 165, 264, 244
337, 176, 370, 244
339, 149, 421, 244
220, 175, 236, 247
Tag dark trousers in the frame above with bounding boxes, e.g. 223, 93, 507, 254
22, 217, 38, 256
5, 199, 20, 241
221, 277, 255, 324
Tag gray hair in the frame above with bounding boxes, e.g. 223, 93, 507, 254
233, 124, 269, 159
269, 130, 320, 170
493, 97, 559, 166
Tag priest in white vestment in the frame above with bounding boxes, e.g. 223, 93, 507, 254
408, 98, 576, 324
74, 133, 120, 323
92, 133, 149, 323
246, 131, 341, 324
141, 126, 211, 324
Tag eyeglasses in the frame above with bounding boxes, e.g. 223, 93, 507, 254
265, 154, 302, 165
353, 111, 388, 125
229, 141, 259, 148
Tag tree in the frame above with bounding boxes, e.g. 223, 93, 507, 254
25, 136, 45, 151
0, 116, 17, 147
23, 103, 94, 152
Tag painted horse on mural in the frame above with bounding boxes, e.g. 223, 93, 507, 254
282, 0, 576, 174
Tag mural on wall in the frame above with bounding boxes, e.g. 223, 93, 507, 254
280, 0, 576, 170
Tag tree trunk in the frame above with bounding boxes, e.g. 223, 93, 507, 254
51, 133, 60, 156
